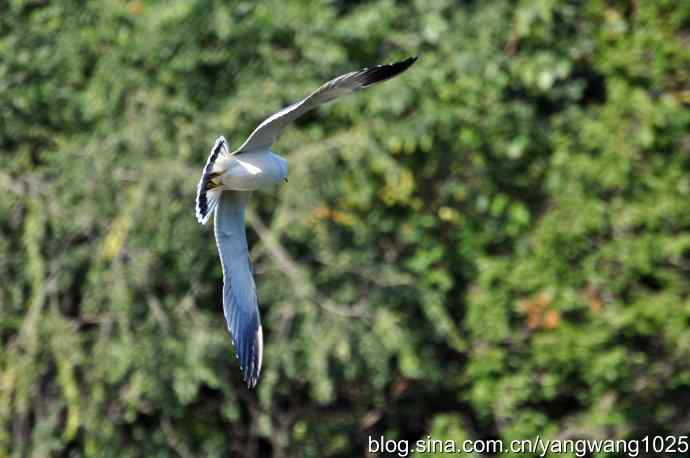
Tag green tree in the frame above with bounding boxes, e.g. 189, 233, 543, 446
1, 0, 689, 457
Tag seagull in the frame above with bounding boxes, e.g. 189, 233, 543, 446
195, 56, 417, 387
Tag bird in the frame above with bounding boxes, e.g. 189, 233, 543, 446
195, 56, 417, 387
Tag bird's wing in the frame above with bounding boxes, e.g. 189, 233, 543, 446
235, 56, 417, 153
214, 190, 263, 388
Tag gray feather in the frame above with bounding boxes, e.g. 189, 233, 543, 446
236, 57, 417, 153
214, 190, 263, 388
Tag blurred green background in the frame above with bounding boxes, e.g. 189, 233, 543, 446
2, 0, 690, 456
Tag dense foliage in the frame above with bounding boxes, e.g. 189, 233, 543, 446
2, 0, 689, 456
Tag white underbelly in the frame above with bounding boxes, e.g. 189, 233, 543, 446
221, 151, 287, 191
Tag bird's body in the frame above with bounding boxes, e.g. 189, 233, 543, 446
215, 150, 287, 191
196, 56, 417, 387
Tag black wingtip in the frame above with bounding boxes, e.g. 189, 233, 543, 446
233, 321, 262, 389
361, 56, 418, 87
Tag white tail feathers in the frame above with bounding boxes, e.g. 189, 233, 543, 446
196, 136, 230, 224
197, 188, 222, 225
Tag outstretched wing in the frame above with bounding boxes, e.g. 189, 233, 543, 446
236, 56, 417, 153
214, 190, 263, 388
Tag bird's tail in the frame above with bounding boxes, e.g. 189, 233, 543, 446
196, 136, 230, 225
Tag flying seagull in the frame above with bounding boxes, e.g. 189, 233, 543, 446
195, 56, 417, 387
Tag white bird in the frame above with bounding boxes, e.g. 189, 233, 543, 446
195, 56, 417, 387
